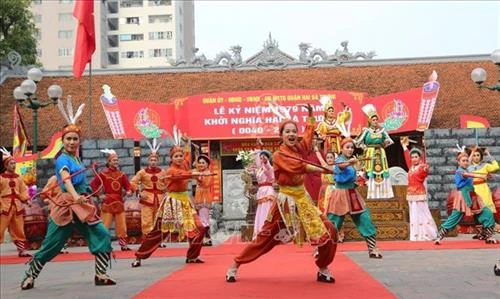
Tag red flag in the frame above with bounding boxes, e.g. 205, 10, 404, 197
73, 0, 95, 79
459, 115, 490, 128
12, 104, 31, 157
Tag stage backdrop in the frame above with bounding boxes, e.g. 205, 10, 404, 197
100, 75, 439, 140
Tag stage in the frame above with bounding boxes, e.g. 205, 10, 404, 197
1, 233, 499, 299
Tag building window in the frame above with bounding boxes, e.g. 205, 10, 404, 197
120, 0, 143, 8
148, 48, 172, 58
120, 33, 144, 41
126, 17, 140, 24
33, 0, 42, 4
36, 49, 42, 57
120, 51, 144, 58
58, 65, 72, 70
34, 31, 42, 41
58, 48, 73, 57
58, 13, 73, 22
179, 7, 182, 16
58, 30, 73, 39
34, 14, 42, 23
59, 0, 74, 4
147, 0, 171, 6
148, 31, 172, 40
148, 14, 172, 24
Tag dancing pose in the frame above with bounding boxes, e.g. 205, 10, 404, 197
226, 104, 338, 283
193, 153, 217, 246
252, 138, 276, 238
315, 96, 351, 156
132, 132, 209, 267
130, 140, 167, 236
0, 148, 31, 257
22, 98, 116, 290
401, 137, 437, 241
467, 146, 499, 234
314, 148, 336, 214
355, 104, 394, 199
326, 138, 383, 258
90, 149, 132, 251
435, 151, 497, 245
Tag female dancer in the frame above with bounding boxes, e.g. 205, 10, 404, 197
193, 153, 217, 246
132, 132, 209, 267
435, 151, 497, 244
252, 138, 276, 238
355, 104, 394, 199
314, 148, 336, 214
226, 104, 338, 283
467, 146, 499, 234
401, 137, 437, 241
22, 98, 115, 290
326, 138, 382, 258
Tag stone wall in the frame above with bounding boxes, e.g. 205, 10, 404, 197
36, 129, 500, 221
424, 127, 500, 217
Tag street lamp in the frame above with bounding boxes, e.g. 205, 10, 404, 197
12, 67, 63, 153
470, 49, 500, 91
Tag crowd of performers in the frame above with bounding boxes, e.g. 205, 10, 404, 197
0, 96, 499, 291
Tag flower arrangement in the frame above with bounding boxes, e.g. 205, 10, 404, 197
235, 150, 255, 169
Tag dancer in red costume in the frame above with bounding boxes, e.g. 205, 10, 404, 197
132, 129, 212, 267
226, 104, 338, 283
90, 149, 133, 251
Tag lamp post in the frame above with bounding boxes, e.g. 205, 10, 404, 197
12, 67, 63, 153
470, 49, 500, 91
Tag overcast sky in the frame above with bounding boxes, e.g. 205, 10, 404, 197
194, 1, 500, 60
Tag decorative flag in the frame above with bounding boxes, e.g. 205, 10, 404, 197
12, 104, 30, 157
416, 70, 440, 131
100, 84, 126, 139
73, 0, 95, 79
459, 115, 490, 128
15, 132, 63, 164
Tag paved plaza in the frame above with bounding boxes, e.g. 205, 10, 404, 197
1, 233, 499, 299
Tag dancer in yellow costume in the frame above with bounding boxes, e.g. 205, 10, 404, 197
467, 146, 499, 233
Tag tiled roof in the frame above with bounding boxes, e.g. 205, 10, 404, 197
1, 59, 498, 146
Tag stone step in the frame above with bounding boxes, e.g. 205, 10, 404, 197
343, 209, 407, 222
342, 221, 409, 241
364, 199, 405, 210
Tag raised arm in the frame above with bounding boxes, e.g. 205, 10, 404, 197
299, 104, 316, 154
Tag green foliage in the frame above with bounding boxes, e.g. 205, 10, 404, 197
0, 0, 38, 65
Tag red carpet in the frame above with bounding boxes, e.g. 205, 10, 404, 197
134, 246, 396, 299
1, 238, 498, 265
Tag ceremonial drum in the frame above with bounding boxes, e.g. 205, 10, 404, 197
23, 202, 48, 250
125, 196, 142, 244
493, 188, 500, 223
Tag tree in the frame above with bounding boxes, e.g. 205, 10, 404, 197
0, 0, 38, 65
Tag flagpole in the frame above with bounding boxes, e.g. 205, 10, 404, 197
88, 60, 92, 134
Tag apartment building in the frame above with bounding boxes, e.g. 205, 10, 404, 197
31, 0, 194, 70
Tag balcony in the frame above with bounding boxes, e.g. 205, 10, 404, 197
108, 52, 119, 65
107, 1, 118, 14
108, 35, 119, 48
107, 18, 119, 31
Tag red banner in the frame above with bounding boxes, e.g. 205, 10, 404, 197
221, 139, 281, 156
104, 88, 430, 140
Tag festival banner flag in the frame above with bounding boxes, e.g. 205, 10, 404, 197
15, 132, 63, 163
459, 115, 490, 128
416, 71, 440, 131
73, 0, 95, 79
12, 104, 30, 157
